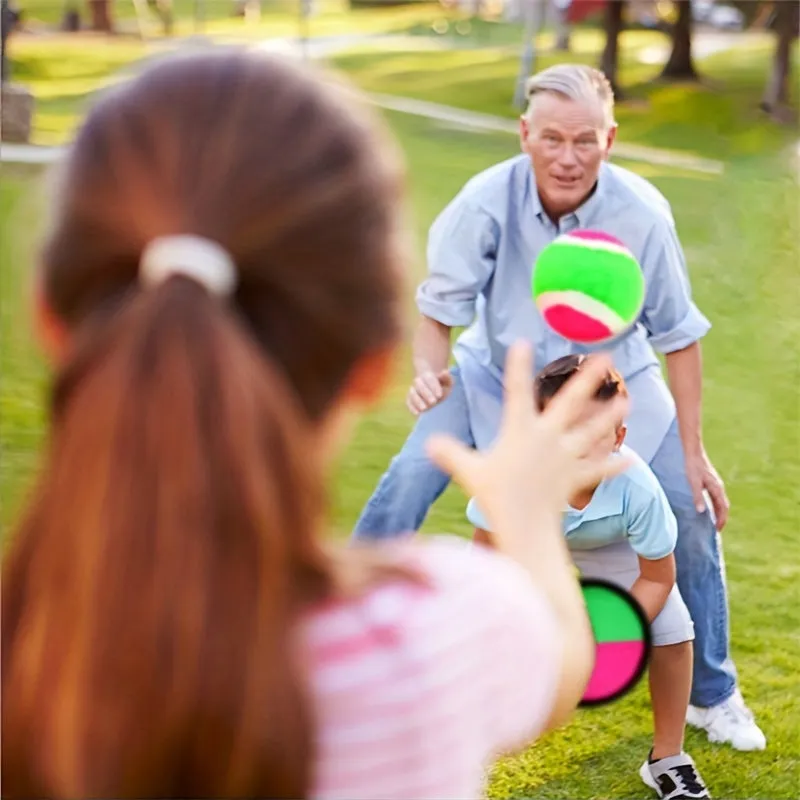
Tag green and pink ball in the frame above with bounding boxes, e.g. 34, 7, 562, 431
532, 230, 645, 345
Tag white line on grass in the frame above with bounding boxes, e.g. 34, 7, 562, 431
369, 93, 725, 176
1, 93, 725, 177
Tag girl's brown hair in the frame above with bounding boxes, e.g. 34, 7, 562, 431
2, 51, 406, 798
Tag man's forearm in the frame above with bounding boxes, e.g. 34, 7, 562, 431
412, 315, 452, 376
665, 341, 704, 456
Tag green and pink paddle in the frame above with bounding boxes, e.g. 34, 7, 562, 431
579, 579, 651, 706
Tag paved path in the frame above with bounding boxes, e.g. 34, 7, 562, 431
1, 143, 65, 164
637, 30, 771, 65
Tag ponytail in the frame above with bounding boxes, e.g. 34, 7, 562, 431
2, 277, 329, 798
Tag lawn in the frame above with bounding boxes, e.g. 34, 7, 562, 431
2, 100, 799, 796
6, 36, 150, 145
17, 0, 448, 38
8, 0, 449, 144
332, 29, 800, 160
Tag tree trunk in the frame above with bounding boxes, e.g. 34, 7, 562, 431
600, 0, 624, 96
59, 0, 80, 30
760, 1, 799, 116
147, 0, 174, 35
87, 0, 114, 32
1, 0, 20, 82
554, 0, 571, 51
660, 0, 698, 80
513, 0, 546, 110
61, 8, 81, 30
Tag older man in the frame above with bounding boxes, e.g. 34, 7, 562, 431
353, 64, 765, 752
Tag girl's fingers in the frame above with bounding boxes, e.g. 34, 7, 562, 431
544, 354, 617, 430
563, 395, 629, 457
501, 342, 536, 427
573, 453, 633, 490
426, 433, 481, 493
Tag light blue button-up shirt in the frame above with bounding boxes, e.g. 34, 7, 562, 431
416, 155, 711, 462
466, 446, 678, 560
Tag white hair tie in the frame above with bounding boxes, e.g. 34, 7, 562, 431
139, 235, 237, 297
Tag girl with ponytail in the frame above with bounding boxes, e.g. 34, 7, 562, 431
2, 50, 628, 799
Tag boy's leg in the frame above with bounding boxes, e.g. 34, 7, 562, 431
573, 545, 710, 797
647, 584, 695, 760
645, 625, 710, 800
352, 366, 474, 542
649, 641, 693, 759
571, 545, 696, 744
570, 549, 695, 750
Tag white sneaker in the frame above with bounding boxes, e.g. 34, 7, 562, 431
686, 689, 766, 751
639, 752, 710, 799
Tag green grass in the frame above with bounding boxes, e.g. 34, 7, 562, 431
2, 108, 799, 796
16, 0, 448, 39
0, 164, 49, 529
11, 11, 798, 159
7, 1, 446, 144
8, 37, 150, 144
332, 29, 800, 160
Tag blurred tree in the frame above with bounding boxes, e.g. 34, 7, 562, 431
728, 0, 767, 28
600, 0, 624, 94
660, 0, 697, 79
554, 0, 572, 50
513, 0, 546, 109
87, 0, 114, 31
760, 0, 799, 119
147, 0, 174, 34
61, 0, 81, 30
1, 0, 21, 82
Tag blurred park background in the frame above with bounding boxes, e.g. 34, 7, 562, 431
1, 1, 798, 797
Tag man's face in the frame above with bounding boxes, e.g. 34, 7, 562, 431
520, 92, 616, 219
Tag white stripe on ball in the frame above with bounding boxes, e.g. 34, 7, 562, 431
536, 290, 630, 333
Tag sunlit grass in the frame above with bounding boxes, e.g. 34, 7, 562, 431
332, 33, 799, 160
17, 0, 449, 39
8, 37, 150, 144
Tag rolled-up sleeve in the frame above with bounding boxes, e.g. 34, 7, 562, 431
416, 199, 498, 328
640, 217, 711, 353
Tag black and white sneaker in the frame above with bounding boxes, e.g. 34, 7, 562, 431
639, 752, 710, 799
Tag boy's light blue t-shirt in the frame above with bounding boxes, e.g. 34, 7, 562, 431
465, 446, 677, 560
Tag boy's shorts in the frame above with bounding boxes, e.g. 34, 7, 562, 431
571, 541, 694, 647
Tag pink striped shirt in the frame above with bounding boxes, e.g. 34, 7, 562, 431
303, 536, 563, 799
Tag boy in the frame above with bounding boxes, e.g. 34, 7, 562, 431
467, 355, 710, 800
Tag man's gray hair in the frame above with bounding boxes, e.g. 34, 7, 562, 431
525, 64, 616, 130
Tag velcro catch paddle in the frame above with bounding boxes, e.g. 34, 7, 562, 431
579, 578, 651, 706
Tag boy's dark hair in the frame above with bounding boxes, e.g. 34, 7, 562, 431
534, 354, 627, 412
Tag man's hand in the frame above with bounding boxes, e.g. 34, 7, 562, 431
685, 447, 729, 531
406, 369, 453, 416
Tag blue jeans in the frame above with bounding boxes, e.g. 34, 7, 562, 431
648, 419, 737, 708
352, 373, 737, 708
353, 366, 473, 537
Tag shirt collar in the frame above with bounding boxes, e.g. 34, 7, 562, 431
564, 466, 625, 531
529, 160, 609, 228
524, 160, 543, 218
